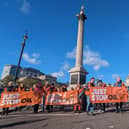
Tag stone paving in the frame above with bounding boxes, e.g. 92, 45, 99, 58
0, 108, 129, 129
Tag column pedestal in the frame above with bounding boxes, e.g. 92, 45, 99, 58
69, 66, 88, 90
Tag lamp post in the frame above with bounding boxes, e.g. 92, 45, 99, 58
14, 32, 28, 83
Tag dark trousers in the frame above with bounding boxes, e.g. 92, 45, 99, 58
15, 107, 22, 112
60, 105, 64, 111
99, 103, 105, 112
116, 102, 123, 111
82, 95, 86, 111
46, 105, 53, 112
34, 104, 39, 113
2, 108, 9, 115
19, 106, 24, 112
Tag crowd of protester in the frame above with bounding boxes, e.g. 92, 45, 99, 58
0, 76, 127, 116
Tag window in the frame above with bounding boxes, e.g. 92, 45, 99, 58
79, 75, 86, 84
71, 75, 78, 84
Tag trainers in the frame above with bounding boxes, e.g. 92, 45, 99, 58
116, 110, 119, 113
87, 112, 90, 115
98, 110, 101, 113
120, 109, 123, 113
91, 112, 95, 116
101, 110, 104, 113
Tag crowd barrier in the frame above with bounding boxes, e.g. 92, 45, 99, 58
0, 87, 128, 108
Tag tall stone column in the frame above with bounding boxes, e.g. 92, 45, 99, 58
69, 6, 88, 89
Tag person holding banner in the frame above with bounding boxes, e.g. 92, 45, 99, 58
97, 80, 106, 113
74, 84, 82, 113
1, 81, 14, 116
42, 83, 48, 112
46, 83, 56, 113
86, 77, 95, 115
33, 83, 42, 113
18, 83, 25, 112
60, 85, 67, 111
79, 85, 86, 112
114, 77, 124, 113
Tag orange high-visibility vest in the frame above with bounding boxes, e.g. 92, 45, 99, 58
85, 90, 90, 96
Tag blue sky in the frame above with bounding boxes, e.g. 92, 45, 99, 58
0, 0, 129, 84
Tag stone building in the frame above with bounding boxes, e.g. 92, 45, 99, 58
1, 64, 44, 79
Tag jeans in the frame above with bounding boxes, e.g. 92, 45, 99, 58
87, 96, 94, 113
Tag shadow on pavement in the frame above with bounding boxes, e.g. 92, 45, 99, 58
0, 118, 48, 128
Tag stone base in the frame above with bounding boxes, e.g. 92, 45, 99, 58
68, 66, 88, 90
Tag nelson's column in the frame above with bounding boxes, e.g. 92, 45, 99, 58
69, 6, 88, 89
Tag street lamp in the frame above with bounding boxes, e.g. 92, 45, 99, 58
14, 32, 28, 83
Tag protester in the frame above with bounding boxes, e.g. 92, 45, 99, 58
2, 81, 14, 116
42, 88, 46, 112
60, 85, 67, 111
33, 83, 42, 113
46, 83, 55, 112
71, 87, 74, 90
13, 84, 19, 112
19, 83, 25, 92
0, 77, 128, 116
18, 83, 25, 112
74, 85, 82, 113
97, 80, 106, 113
42, 82, 48, 112
114, 77, 124, 113
79, 84, 86, 112
86, 77, 95, 115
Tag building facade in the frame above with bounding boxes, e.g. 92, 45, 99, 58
20, 68, 44, 78
1, 65, 21, 79
1, 64, 44, 79
38, 75, 57, 84
1, 64, 67, 87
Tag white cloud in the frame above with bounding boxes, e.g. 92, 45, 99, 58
66, 46, 109, 71
63, 62, 70, 71
20, 0, 31, 14
32, 53, 40, 58
51, 71, 64, 78
51, 63, 70, 79
66, 48, 76, 59
22, 53, 41, 65
83, 46, 109, 71
112, 74, 120, 79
